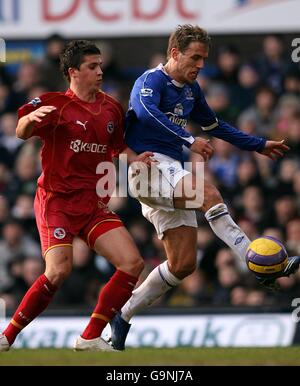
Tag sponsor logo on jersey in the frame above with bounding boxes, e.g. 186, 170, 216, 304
70, 139, 107, 154
165, 112, 188, 128
140, 88, 153, 97
107, 121, 114, 134
54, 227, 66, 240
28, 97, 41, 107
185, 87, 194, 100
174, 103, 184, 116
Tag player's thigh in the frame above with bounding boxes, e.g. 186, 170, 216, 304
93, 227, 144, 275
44, 245, 73, 286
163, 226, 197, 279
174, 175, 220, 211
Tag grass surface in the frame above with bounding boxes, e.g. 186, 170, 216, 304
0, 347, 300, 366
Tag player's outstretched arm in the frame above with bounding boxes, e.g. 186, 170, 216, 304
259, 140, 290, 160
16, 105, 56, 140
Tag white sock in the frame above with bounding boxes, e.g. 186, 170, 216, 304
121, 261, 181, 322
205, 203, 250, 263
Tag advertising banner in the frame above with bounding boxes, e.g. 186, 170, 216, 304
1, 313, 296, 348
0, 0, 299, 39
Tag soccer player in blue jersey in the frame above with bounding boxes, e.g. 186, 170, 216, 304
109, 25, 300, 350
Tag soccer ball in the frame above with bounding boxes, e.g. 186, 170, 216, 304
245, 236, 288, 276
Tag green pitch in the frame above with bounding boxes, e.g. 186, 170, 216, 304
0, 347, 300, 366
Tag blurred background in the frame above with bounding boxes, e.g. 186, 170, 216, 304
0, 0, 300, 348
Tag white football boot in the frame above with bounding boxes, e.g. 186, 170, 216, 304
74, 336, 117, 352
0, 334, 10, 352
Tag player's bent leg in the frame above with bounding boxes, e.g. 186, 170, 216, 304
44, 245, 73, 287
121, 226, 197, 319
77, 226, 144, 350
162, 226, 197, 279
175, 176, 251, 265
93, 226, 144, 276
110, 226, 197, 351
1, 245, 73, 349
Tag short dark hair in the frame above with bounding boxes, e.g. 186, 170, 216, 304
60, 40, 101, 82
167, 24, 211, 59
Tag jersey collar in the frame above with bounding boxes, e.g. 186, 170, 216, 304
65, 88, 104, 104
158, 63, 185, 88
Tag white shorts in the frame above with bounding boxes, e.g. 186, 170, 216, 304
128, 152, 198, 239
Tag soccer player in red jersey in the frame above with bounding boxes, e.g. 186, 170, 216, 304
0, 40, 153, 352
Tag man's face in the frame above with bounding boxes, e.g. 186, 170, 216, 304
71, 54, 103, 90
174, 42, 209, 84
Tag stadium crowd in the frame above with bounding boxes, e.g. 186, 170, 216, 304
0, 34, 299, 311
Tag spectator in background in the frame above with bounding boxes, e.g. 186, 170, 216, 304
234, 157, 262, 192
205, 82, 239, 123
37, 34, 67, 92
208, 138, 239, 196
262, 227, 284, 242
238, 86, 277, 137
214, 45, 240, 91
233, 64, 260, 113
0, 194, 9, 230
283, 70, 300, 96
0, 113, 23, 162
275, 94, 300, 138
272, 194, 298, 231
230, 286, 248, 306
0, 163, 12, 198
236, 111, 258, 135
276, 158, 299, 197
238, 185, 266, 231
253, 35, 288, 93
11, 62, 40, 109
292, 170, 300, 208
0, 84, 13, 116
9, 257, 44, 305
11, 194, 37, 240
167, 269, 211, 307
286, 218, 300, 256
7, 151, 40, 204
0, 218, 40, 294
285, 112, 300, 157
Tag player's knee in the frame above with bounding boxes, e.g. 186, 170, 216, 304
119, 254, 144, 278
46, 264, 72, 287
201, 184, 223, 211
168, 255, 197, 279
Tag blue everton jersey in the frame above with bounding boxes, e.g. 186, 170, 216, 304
125, 64, 266, 162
